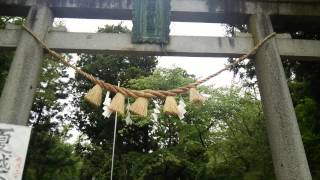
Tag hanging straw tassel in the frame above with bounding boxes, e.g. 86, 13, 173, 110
163, 96, 179, 115
190, 88, 205, 104
109, 93, 125, 114
129, 97, 149, 117
84, 84, 103, 108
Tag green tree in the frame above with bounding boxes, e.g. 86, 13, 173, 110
23, 58, 82, 180
122, 68, 274, 179
70, 24, 158, 179
73, 61, 274, 179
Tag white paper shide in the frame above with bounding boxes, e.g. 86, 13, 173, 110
177, 99, 187, 120
102, 91, 112, 118
0, 123, 31, 180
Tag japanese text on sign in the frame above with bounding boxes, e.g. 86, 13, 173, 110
0, 123, 31, 180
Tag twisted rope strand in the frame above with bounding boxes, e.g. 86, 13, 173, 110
22, 24, 276, 99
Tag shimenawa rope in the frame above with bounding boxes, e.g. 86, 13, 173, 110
21, 24, 276, 99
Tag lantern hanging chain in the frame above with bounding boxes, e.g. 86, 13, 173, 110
21, 24, 276, 99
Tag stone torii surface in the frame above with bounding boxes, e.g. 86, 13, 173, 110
0, 2, 53, 125
1, 27, 320, 60
0, 0, 319, 179
1, 0, 320, 23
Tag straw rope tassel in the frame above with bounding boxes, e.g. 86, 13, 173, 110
163, 96, 179, 115
190, 88, 205, 104
130, 97, 149, 117
84, 84, 103, 107
109, 93, 125, 114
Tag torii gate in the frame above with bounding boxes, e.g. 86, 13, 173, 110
0, 0, 319, 179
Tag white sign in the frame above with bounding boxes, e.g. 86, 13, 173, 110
0, 123, 31, 180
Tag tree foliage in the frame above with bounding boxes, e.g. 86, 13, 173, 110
23, 58, 81, 180
122, 69, 274, 180
72, 63, 274, 179
70, 24, 158, 179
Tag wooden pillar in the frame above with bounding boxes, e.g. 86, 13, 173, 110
249, 13, 312, 180
0, 2, 53, 125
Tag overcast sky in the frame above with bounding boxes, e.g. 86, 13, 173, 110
58, 18, 237, 87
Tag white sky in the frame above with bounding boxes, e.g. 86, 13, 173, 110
59, 18, 237, 87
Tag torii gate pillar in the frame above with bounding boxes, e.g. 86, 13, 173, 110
0, 3, 53, 125
249, 13, 312, 180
